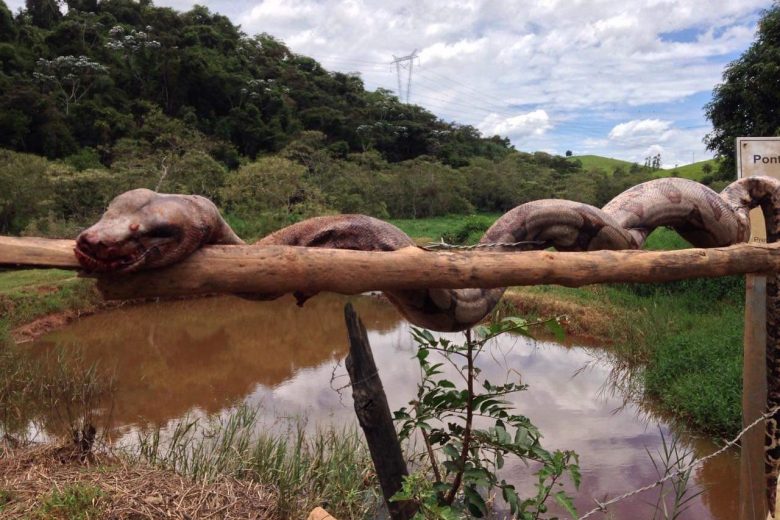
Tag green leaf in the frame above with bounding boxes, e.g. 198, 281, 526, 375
463, 486, 487, 518
554, 491, 578, 518
463, 467, 491, 488
502, 316, 527, 328
568, 463, 582, 489
545, 318, 566, 343
515, 427, 530, 448
442, 444, 460, 460
502, 484, 520, 514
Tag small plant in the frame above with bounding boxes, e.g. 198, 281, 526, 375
35, 483, 104, 519
36, 349, 117, 457
135, 405, 380, 519
646, 431, 702, 520
441, 215, 494, 245
0, 341, 37, 438
393, 317, 580, 519
0, 489, 13, 511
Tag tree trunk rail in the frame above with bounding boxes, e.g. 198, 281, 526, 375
1, 236, 779, 300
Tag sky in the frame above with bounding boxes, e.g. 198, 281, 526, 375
7, 0, 770, 167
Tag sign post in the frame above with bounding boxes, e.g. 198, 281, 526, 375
738, 137, 780, 520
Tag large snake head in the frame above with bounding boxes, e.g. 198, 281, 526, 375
75, 188, 227, 273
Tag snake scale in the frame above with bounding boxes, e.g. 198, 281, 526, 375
75, 175, 780, 512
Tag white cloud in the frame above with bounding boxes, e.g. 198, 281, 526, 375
608, 119, 673, 142
418, 38, 487, 64
478, 110, 552, 140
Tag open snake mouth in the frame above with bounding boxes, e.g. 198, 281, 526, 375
75, 243, 155, 273
74, 231, 180, 273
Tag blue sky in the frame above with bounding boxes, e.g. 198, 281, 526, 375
7, 0, 768, 167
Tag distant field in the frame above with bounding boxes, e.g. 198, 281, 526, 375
390, 213, 685, 251
666, 158, 720, 181
569, 154, 721, 182
389, 214, 500, 245
568, 154, 635, 172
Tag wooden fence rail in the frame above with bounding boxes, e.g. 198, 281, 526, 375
1, 236, 780, 300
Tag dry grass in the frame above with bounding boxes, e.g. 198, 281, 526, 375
0, 443, 277, 519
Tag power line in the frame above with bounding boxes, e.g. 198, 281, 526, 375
391, 50, 418, 104
314, 55, 712, 139
415, 67, 515, 107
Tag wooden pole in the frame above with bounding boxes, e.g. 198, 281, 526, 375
343, 303, 416, 520
2, 237, 780, 299
741, 274, 769, 520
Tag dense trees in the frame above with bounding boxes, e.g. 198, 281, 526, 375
0, 0, 511, 166
0, 0, 668, 242
0, 146, 659, 240
705, 4, 780, 178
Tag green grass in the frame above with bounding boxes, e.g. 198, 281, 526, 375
0, 269, 99, 328
568, 154, 721, 182
568, 154, 636, 172
643, 310, 742, 434
0, 489, 12, 513
135, 405, 380, 520
666, 159, 720, 181
389, 213, 500, 244
34, 483, 103, 519
0, 269, 76, 292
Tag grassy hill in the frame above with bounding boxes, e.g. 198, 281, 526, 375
569, 154, 720, 181
568, 155, 635, 172
666, 159, 720, 181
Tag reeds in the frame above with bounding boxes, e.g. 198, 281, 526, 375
134, 405, 381, 519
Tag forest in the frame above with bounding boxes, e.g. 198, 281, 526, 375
0, 0, 697, 240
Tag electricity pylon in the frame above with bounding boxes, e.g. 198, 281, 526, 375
391, 49, 418, 104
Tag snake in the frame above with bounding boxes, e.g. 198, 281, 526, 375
74, 175, 780, 512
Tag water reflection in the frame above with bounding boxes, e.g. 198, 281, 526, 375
28, 294, 738, 519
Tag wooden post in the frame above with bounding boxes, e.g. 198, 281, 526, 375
742, 275, 769, 520
343, 303, 416, 520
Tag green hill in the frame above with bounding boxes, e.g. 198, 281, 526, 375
666, 159, 720, 181
567, 155, 636, 172
570, 154, 721, 181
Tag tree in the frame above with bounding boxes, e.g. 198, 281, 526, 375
0, 150, 53, 233
0, 1, 16, 41
220, 156, 326, 236
565, 150, 573, 157
25, 0, 62, 28
705, 5, 780, 179
33, 55, 108, 115
393, 320, 580, 518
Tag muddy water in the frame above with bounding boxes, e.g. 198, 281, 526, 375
29, 294, 738, 519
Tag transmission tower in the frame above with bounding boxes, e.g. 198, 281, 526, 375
391, 49, 418, 104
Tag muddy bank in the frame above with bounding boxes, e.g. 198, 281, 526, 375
500, 287, 642, 345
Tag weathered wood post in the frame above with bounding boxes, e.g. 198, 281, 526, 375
742, 274, 769, 520
343, 303, 417, 520
737, 137, 780, 520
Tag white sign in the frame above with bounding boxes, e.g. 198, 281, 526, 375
737, 137, 780, 243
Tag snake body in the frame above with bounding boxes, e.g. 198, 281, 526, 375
75, 175, 780, 511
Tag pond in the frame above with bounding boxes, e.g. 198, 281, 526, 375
27, 293, 738, 519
